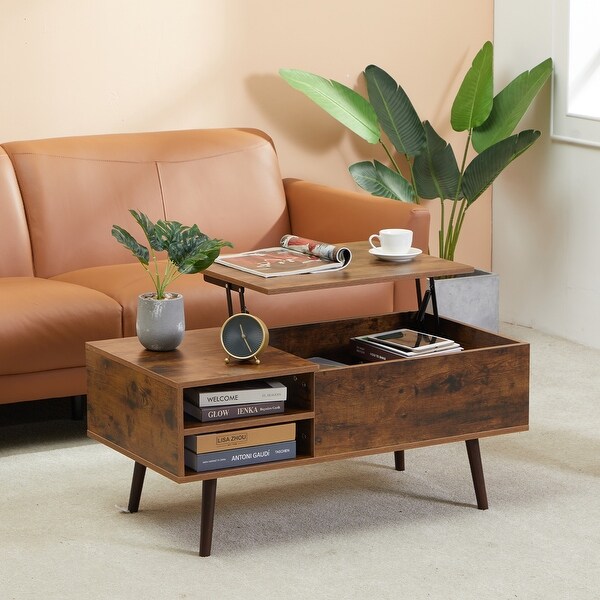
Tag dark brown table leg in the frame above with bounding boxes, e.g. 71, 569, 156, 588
199, 479, 217, 557
394, 450, 405, 471
465, 439, 488, 510
127, 462, 146, 513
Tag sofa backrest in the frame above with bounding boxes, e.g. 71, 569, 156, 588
1, 128, 290, 278
0, 148, 34, 276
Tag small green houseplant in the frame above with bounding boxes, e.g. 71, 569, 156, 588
112, 209, 232, 299
112, 210, 232, 351
280, 42, 552, 260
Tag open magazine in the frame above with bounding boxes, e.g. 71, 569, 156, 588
214, 234, 352, 277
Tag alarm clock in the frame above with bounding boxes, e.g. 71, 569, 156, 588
220, 312, 269, 364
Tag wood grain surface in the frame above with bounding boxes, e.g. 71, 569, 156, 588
204, 241, 474, 295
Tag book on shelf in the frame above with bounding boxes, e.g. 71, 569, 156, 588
185, 423, 296, 453
214, 234, 352, 277
185, 440, 297, 472
183, 400, 285, 422
184, 379, 286, 407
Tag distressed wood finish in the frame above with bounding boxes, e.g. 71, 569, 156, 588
311, 344, 528, 455
87, 328, 319, 479
87, 327, 317, 389
269, 313, 529, 456
204, 241, 473, 295
87, 349, 182, 475
269, 312, 520, 357
86, 280, 529, 555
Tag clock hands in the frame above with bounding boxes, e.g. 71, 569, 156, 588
239, 323, 254, 353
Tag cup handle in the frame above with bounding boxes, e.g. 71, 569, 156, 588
368, 234, 380, 249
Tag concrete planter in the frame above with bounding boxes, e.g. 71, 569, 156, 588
136, 292, 185, 351
429, 270, 500, 332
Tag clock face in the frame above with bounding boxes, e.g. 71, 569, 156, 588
220, 313, 269, 361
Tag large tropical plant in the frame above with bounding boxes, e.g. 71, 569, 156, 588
280, 42, 552, 260
112, 210, 232, 299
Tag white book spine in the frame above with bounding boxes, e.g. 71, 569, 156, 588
185, 380, 287, 407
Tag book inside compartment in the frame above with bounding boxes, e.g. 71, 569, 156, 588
182, 372, 314, 473
268, 312, 528, 457
268, 312, 517, 366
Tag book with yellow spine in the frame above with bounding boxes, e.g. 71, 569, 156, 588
185, 422, 296, 453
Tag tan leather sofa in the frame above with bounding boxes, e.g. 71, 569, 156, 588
0, 128, 430, 405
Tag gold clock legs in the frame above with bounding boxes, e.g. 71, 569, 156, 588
224, 356, 260, 364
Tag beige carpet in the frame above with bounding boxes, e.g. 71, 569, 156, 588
1, 323, 599, 600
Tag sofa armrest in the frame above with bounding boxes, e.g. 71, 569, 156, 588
283, 178, 430, 252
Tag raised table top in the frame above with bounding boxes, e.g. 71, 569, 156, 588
203, 241, 474, 295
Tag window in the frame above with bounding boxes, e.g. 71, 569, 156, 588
552, 0, 600, 146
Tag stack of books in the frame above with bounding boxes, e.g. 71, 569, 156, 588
183, 379, 286, 422
184, 423, 296, 472
350, 327, 463, 362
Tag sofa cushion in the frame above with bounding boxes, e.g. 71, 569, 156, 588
3, 129, 290, 278
53, 262, 395, 337
0, 278, 122, 375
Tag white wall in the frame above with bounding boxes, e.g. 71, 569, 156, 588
494, 1, 600, 348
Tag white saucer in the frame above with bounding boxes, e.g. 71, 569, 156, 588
369, 247, 422, 262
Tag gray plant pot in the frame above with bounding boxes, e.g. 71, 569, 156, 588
429, 270, 500, 332
136, 292, 185, 351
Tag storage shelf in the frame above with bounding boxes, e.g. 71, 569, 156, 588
182, 453, 314, 480
183, 408, 315, 434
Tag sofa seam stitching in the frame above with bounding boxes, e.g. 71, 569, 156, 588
1, 142, 268, 165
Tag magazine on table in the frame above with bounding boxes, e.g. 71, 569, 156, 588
214, 234, 352, 277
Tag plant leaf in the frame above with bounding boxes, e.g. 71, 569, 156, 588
462, 129, 541, 204
451, 41, 494, 132
172, 238, 233, 274
413, 121, 462, 200
279, 68, 380, 143
349, 160, 417, 203
129, 210, 165, 251
155, 219, 184, 250
111, 225, 150, 265
364, 65, 426, 157
472, 58, 553, 152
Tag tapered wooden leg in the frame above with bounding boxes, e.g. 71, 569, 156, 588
394, 450, 405, 471
127, 462, 146, 513
465, 439, 488, 510
199, 479, 217, 557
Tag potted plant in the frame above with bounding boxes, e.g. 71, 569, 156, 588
112, 209, 232, 350
280, 42, 552, 331
280, 41, 552, 262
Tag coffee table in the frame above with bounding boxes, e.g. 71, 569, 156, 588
86, 242, 529, 556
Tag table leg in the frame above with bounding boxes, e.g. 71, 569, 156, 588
465, 439, 488, 510
199, 478, 218, 557
394, 450, 405, 471
70, 394, 86, 420
127, 462, 146, 513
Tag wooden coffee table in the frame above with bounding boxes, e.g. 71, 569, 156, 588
86, 243, 529, 556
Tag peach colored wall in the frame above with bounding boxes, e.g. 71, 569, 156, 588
0, 0, 493, 268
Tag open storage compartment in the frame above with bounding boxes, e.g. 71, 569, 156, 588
182, 371, 316, 471
270, 313, 529, 457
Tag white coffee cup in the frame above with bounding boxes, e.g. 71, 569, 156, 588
369, 228, 413, 254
